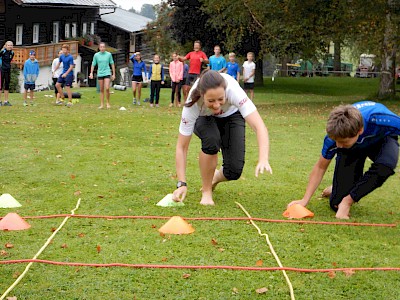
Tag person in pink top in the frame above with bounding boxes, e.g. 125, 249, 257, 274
169, 52, 184, 107
178, 40, 209, 87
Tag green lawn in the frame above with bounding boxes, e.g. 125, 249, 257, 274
1, 77, 399, 299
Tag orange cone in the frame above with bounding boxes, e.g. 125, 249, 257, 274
0, 213, 31, 231
283, 204, 314, 219
158, 216, 195, 234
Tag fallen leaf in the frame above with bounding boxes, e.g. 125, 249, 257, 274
299, 228, 305, 232
51, 227, 57, 232
112, 161, 117, 166
211, 238, 218, 245
61, 243, 68, 249
343, 269, 355, 277
328, 271, 336, 279
5, 243, 14, 249
78, 233, 85, 238
6, 297, 17, 300
159, 232, 165, 238
0, 250, 8, 256
56, 155, 62, 158
12, 272, 21, 279
256, 287, 268, 294
161, 257, 168, 262
151, 225, 157, 228
218, 248, 225, 252
332, 262, 337, 267
96, 245, 101, 253
232, 287, 239, 294
74, 190, 81, 196
182, 273, 191, 279
70, 174, 76, 179
97, 195, 104, 198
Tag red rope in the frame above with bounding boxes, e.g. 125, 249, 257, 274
1, 259, 399, 273
1, 214, 396, 227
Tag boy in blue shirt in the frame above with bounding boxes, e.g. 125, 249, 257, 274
53, 44, 75, 107
288, 101, 400, 219
130, 52, 147, 105
208, 45, 226, 72
23, 50, 40, 106
226, 52, 240, 82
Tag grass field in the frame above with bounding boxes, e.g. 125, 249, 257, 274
1, 77, 399, 299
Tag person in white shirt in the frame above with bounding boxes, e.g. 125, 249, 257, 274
51, 50, 63, 105
242, 52, 256, 100
172, 70, 272, 205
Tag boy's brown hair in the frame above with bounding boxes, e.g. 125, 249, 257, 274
326, 105, 363, 139
62, 44, 70, 51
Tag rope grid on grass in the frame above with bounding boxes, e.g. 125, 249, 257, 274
235, 201, 295, 300
0, 198, 81, 300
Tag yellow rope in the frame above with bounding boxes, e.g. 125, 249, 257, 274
235, 201, 295, 300
0, 198, 81, 300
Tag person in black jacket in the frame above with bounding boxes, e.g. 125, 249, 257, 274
0, 41, 15, 106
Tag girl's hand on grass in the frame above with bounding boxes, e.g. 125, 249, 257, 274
255, 160, 272, 177
287, 199, 308, 208
172, 186, 187, 202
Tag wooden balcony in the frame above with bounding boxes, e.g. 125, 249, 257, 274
13, 41, 79, 69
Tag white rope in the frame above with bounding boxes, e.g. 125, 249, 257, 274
235, 202, 295, 300
0, 198, 81, 300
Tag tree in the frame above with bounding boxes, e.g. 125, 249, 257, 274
145, 2, 185, 61
140, 4, 156, 20
128, 7, 137, 14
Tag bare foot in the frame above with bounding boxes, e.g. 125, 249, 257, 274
200, 190, 215, 205
98, 106, 104, 109
200, 169, 221, 192
106, 105, 111, 109
335, 199, 353, 219
321, 185, 332, 198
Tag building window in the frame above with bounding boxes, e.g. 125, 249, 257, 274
90, 22, 95, 35
16, 24, 23, 45
65, 23, 70, 39
33, 23, 39, 44
71, 23, 77, 38
82, 22, 87, 35
53, 22, 59, 43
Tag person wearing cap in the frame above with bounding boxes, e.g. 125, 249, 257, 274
23, 50, 40, 106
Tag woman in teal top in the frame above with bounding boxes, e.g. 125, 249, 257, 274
90, 42, 116, 109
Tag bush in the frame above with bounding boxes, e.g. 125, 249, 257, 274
9, 65, 20, 93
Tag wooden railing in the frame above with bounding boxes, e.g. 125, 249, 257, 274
13, 41, 79, 69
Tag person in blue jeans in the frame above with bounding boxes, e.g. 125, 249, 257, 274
130, 52, 147, 105
288, 101, 400, 219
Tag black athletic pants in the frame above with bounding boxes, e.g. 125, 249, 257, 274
1, 69, 11, 90
150, 80, 161, 104
194, 111, 245, 181
171, 81, 182, 103
330, 135, 399, 211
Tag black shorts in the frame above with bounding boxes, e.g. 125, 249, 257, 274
1, 69, 11, 90
244, 82, 254, 90
98, 75, 111, 80
57, 74, 74, 87
194, 111, 246, 181
186, 74, 199, 86
131, 75, 143, 83
24, 83, 35, 91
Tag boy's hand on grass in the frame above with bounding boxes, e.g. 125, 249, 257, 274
287, 199, 308, 208
255, 160, 272, 177
172, 186, 187, 202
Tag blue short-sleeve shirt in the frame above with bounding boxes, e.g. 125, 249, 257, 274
321, 101, 400, 160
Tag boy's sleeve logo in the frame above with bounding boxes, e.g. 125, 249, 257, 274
239, 98, 248, 107
181, 117, 188, 125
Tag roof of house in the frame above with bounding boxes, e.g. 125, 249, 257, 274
100, 8, 152, 33
12, 0, 116, 8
